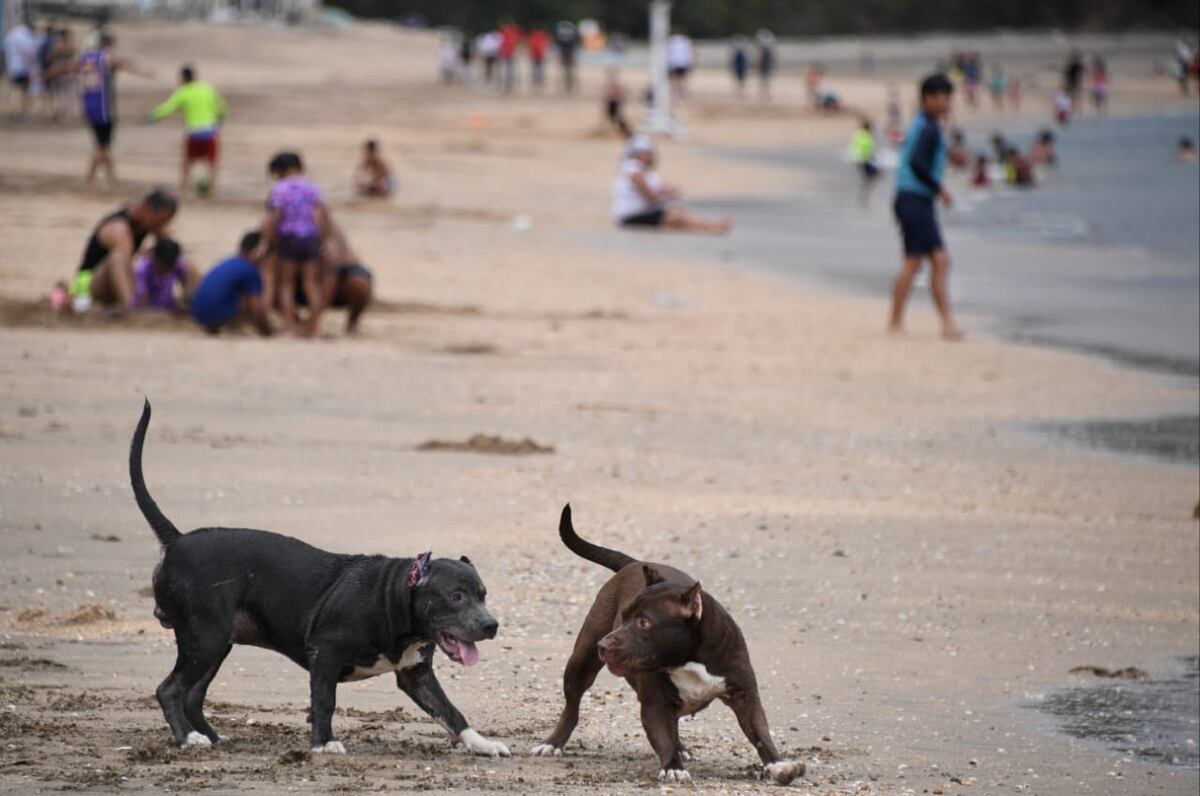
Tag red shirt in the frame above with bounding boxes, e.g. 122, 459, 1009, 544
499, 24, 523, 59
528, 29, 550, 59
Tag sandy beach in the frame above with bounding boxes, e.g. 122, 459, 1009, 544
1, 20, 1198, 795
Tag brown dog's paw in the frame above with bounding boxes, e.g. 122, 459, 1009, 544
530, 743, 563, 757
762, 760, 805, 785
659, 767, 692, 784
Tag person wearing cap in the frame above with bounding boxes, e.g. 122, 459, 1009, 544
610, 136, 732, 234
888, 73, 963, 341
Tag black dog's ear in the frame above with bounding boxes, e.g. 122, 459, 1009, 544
681, 581, 703, 621
407, 551, 432, 589
459, 555, 474, 567
642, 565, 665, 586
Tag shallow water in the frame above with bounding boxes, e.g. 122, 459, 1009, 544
1032, 414, 1199, 465
1029, 656, 1200, 769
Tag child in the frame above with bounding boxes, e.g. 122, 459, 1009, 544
1053, 88, 1072, 126
1177, 137, 1197, 163
190, 231, 272, 335
354, 139, 395, 197
261, 151, 329, 336
889, 72, 962, 341
850, 119, 880, 206
1004, 148, 1035, 187
132, 237, 197, 311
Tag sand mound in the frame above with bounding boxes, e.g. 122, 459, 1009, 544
417, 434, 554, 455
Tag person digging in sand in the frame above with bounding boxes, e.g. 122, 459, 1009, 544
610, 136, 731, 235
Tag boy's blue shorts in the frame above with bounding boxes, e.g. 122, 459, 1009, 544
893, 191, 943, 256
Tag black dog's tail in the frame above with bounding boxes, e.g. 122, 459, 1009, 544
558, 504, 636, 573
130, 400, 181, 546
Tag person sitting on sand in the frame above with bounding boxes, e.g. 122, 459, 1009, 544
132, 237, 198, 312
889, 73, 963, 341
354, 139, 394, 197
1029, 130, 1057, 166
72, 189, 178, 313
610, 135, 732, 235
1178, 137, 1198, 163
260, 151, 330, 336
190, 231, 271, 336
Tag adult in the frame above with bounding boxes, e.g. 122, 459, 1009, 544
4, 17, 38, 119
498, 19, 522, 94
316, 220, 373, 334
44, 27, 77, 120
610, 136, 731, 234
147, 64, 227, 197
1089, 56, 1109, 114
527, 25, 550, 91
76, 32, 151, 189
477, 30, 500, 86
554, 20, 579, 94
756, 29, 776, 101
1063, 50, 1084, 106
730, 36, 749, 97
73, 189, 178, 311
666, 30, 694, 99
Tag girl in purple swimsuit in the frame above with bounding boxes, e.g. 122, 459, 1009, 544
261, 151, 329, 336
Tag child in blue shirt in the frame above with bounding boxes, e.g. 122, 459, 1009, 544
889, 72, 963, 341
190, 231, 272, 335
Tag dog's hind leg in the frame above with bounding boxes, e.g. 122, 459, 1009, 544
184, 642, 232, 743
157, 625, 231, 748
531, 632, 604, 756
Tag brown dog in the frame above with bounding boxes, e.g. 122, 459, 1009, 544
531, 505, 805, 785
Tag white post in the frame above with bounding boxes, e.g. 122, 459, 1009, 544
646, 0, 678, 136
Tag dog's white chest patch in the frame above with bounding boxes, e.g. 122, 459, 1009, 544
346, 642, 427, 681
667, 661, 727, 714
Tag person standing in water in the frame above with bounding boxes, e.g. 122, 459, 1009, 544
888, 73, 962, 341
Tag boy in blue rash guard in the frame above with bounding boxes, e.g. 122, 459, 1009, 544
190, 231, 272, 336
888, 72, 963, 341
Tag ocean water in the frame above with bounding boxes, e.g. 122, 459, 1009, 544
958, 111, 1200, 258
1027, 656, 1200, 769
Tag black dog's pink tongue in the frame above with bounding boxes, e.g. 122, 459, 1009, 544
458, 640, 479, 667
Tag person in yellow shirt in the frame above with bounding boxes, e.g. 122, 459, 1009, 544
147, 64, 227, 197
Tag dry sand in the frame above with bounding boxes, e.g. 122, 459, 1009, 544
0, 20, 1198, 795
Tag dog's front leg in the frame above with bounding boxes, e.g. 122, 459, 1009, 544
308, 664, 345, 754
636, 676, 689, 783
726, 689, 805, 785
395, 663, 510, 757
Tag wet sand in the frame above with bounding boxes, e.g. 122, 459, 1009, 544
1, 20, 1198, 795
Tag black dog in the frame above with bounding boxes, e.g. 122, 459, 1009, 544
532, 505, 804, 784
130, 401, 509, 757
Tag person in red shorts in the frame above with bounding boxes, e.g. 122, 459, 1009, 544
147, 64, 227, 197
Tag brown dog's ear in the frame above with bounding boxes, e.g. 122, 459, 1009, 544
681, 581, 703, 621
459, 555, 474, 567
642, 565, 665, 586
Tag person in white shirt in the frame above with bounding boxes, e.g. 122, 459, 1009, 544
4, 18, 39, 117
611, 136, 731, 234
667, 31, 694, 98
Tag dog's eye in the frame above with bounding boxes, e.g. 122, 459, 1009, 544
451, 592, 464, 603
636, 617, 651, 631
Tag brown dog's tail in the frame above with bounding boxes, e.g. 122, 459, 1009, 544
558, 504, 636, 572
130, 400, 182, 546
